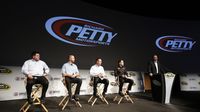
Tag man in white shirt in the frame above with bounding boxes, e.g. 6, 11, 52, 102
62, 55, 82, 101
22, 51, 49, 104
90, 58, 109, 97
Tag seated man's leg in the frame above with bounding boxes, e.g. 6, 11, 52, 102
65, 77, 72, 99
124, 78, 133, 94
99, 78, 109, 96
119, 78, 124, 96
70, 78, 82, 100
26, 78, 36, 104
38, 76, 49, 101
93, 77, 99, 97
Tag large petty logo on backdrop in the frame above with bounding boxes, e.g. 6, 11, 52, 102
45, 16, 118, 46
156, 36, 196, 52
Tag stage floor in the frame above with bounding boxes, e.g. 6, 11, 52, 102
0, 92, 199, 112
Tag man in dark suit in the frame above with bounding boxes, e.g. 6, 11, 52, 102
148, 54, 169, 103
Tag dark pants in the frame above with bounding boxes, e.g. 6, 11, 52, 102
65, 77, 82, 98
119, 77, 134, 92
93, 77, 109, 96
26, 76, 49, 99
150, 74, 165, 103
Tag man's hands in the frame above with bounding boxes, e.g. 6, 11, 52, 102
71, 73, 80, 78
98, 73, 106, 79
149, 73, 153, 77
27, 74, 33, 79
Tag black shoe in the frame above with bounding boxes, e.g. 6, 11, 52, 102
40, 98, 45, 104
69, 96, 74, 101
27, 98, 33, 104
119, 91, 124, 97
102, 92, 106, 97
93, 94, 98, 98
72, 95, 79, 101
126, 91, 130, 95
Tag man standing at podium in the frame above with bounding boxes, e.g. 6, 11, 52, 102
148, 54, 169, 103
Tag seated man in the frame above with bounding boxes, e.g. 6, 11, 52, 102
90, 58, 109, 97
22, 51, 50, 104
114, 59, 133, 96
62, 55, 82, 101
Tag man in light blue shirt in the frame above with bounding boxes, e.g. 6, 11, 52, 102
62, 55, 82, 101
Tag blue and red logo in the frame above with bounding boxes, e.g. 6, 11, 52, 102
45, 16, 117, 46
156, 36, 196, 52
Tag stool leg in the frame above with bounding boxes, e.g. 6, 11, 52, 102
62, 98, 69, 110
103, 97, 109, 104
24, 105, 31, 112
76, 101, 82, 108
127, 95, 134, 103
91, 98, 97, 106
59, 96, 67, 106
20, 101, 29, 111
118, 97, 124, 104
113, 96, 118, 101
41, 104, 48, 112
88, 96, 93, 103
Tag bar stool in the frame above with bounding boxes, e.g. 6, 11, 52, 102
88, 77, 109, 106
58, 78, 82, 110
20, 79, 48, 112
113, 76, 134, 104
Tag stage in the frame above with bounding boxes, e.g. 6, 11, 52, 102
0, 92, 199, 112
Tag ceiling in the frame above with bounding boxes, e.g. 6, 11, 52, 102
82, 0, 200, 21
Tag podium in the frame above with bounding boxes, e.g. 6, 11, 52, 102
164, 72, 176, 104
151, 72, 175, 104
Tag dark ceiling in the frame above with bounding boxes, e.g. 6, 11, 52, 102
82, 0, 200, 21
1, 0, 200, 21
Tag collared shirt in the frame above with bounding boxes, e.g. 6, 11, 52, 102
62, 62, 79, 75
22, 59, 50, 76
154, 61, 159, 74
90, 64, 105, 77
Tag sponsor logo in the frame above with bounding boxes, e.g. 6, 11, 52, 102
0, 66, 12, 73
164, 72, 175, 77
45, 16, 117, 46
181, 81, 188, 85
0, 83, 10, 90
110, 82, 118, 86
129, 72, 136, 76
190, 87, 197, 89
189, 78, 196, 81
80, 77, 86, 80
15, 77, 25, 81
110, 72, 115, 76
80, 90, 86, 92
49, 90, 60, 95
49, 77, 61, 81
156, 36, 196, 52
14, 92, 26, 96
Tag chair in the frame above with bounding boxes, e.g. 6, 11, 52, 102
113, 76, 134, 104
58, 77, 82, 110
88, 77, 109, 106
20, 80, 48, 112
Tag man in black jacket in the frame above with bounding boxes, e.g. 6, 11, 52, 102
148, 54, 169, 103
